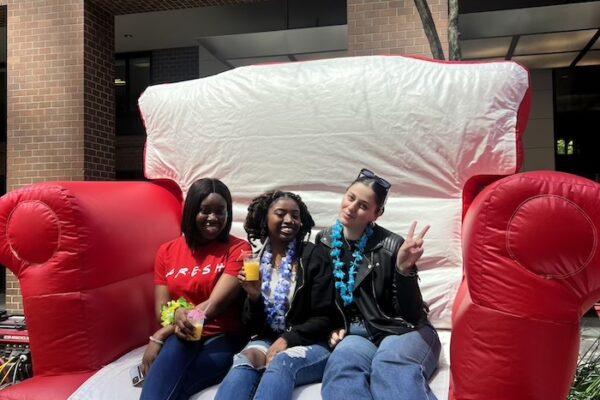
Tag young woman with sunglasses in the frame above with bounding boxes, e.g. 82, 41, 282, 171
319, 169, 441, 400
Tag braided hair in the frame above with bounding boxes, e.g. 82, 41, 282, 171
244, 190, 315, 246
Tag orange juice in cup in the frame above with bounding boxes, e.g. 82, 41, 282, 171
243, 253, 260, 281
187, 309, 205, 341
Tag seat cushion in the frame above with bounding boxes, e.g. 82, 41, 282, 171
68, 330, 451, 400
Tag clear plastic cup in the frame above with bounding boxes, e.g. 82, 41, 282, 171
243, 253, 260, 281
187, 309, 205, 341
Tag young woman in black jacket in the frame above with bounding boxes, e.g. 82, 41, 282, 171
215, 190, 336, 400
319, 168, 441, 400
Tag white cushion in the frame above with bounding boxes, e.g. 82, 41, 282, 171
68, 330, 451, 400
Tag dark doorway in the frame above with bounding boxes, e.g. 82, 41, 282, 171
554, 66, 600, 182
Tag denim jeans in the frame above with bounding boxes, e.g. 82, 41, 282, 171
140, 334, 245, 400
321, 324, 441, 400
215, 339, 331, 400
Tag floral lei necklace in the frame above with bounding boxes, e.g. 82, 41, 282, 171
261, 240, 296, 333
330, 220, 373, 306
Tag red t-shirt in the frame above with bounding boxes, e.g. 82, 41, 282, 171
154, 235, 251, 337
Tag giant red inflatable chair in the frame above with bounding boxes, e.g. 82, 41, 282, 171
0, 56, 598, 400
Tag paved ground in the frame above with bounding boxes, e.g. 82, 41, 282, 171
581, 316, 600, 356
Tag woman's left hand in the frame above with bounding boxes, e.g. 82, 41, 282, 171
396, 221, 430, 274
141, 341, 161, 376
173, 307, 195, 339
265, 337, 288, 367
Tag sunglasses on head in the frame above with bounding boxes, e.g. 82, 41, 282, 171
357, 168, 391, 190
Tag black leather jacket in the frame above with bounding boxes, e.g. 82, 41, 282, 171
317, 224, 429, 342
242, 242, 337, 347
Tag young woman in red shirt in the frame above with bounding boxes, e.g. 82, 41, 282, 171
140, 178, 251, 400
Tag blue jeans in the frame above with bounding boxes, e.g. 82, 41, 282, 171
215, 339, 331, 400
321, 324, 441, 400
140, 334, 245, 400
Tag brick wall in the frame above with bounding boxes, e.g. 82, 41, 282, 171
151, 47, 199, 84
348, 0, 449, 59
7, 0, 86, 190
84, 1, 115, 180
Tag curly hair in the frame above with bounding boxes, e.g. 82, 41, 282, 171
244, 190, 315, 245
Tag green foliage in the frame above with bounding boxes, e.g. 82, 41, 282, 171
570, 335, 600, 400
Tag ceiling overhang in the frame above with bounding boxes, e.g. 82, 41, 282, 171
93, 0, 266, 15
195, 25, 347, 77
198, 25, 347, 62
459, 1, 600, 68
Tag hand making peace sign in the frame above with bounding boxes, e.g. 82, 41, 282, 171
396, 221, 430, 275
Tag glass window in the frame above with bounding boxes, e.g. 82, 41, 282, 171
115, 53, 151, 136
556, 138, 565, 155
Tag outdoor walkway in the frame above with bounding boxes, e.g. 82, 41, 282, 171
581, 316, 600, 356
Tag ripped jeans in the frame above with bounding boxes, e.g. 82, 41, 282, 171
214, 338, 330, 400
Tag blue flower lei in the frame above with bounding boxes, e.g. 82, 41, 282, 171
260, 240, 296, 333
330, 220, 373, 306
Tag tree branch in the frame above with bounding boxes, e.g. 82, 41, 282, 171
413, 0, 445, 60
449, 0, 462, 60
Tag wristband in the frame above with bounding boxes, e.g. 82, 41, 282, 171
149, 336, 164, 345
